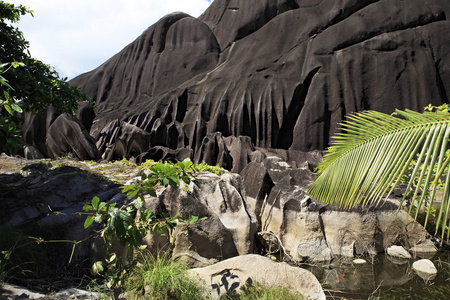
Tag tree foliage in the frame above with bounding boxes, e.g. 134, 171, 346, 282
0, 61, 24, 154
307, 107, 450, 240
0, 1, 91, 155
0, 1, 89, 115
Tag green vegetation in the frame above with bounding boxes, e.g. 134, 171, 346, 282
123, 251, 209, 300
0, 2, 91, 155
139, 159, 227, 175
221, 282, 303, 300
180, 161, 228, 175
1, 157, 303, 298
85, 250, 304, 300
0, 61, 24, 154
83, 158, 208, 289
307, 104, 450, 240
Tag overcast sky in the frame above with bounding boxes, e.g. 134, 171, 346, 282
7, 0, 213, 80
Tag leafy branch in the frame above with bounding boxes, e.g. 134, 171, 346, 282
307, 106, 450, 240
1, 61, 25, 115
83, 158, 207, 289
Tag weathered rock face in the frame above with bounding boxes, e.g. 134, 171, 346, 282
0, 159, 124, 271
189, 254, 326, 300
21, 102, 100, 161
66, 0, 450, 170
241, 157, 433, 262
143, 172, 259, 267
0, 157, 259, 273
0, 162, 118, 229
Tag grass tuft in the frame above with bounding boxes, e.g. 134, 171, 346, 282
123, 251, 209, 299
220, 281, 303, 300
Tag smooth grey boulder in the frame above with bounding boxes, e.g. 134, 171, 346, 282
22, 104, 99, 161
0, 283, 45, 299
353, 258, 367, 264
412, 259, 438, 281
297, 238, 333, 262
386, 245, 412, 259
240, 161, 274, 217
189, 254, 326, 300
409, 239, 438, 255
0, 164, 118, 228
21, 106, 59, 158
412, 259, 438, 274
24, 145, 45, 159
46, 114, 100, 160
0, 283, 99, 300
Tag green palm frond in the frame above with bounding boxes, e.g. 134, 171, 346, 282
307, 109, 450, 240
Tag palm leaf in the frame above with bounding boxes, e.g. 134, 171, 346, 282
307, 109, 450, 240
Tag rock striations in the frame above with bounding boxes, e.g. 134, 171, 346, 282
61, 0, 450, 167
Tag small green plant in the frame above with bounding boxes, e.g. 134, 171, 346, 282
83, 158, 207, 290
194, 161, 229, 175
138, 159, 158, 170
0, 113, 22, 154
220, 281, 303, 300
124, 251, 209, 299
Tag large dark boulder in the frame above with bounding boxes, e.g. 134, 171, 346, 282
46, 114, 100, 160
22, 106, 59, 157
22, 103, 99, 160
69, 0, 450, 169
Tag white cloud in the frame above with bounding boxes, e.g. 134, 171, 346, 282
7, 0, 212, 79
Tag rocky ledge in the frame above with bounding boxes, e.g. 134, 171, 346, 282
0, 154, 440, 298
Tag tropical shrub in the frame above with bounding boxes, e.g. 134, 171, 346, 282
307, 106, 450, 240
83, 158, 207, 289
0, 61, 24, 154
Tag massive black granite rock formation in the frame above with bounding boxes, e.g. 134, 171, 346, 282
22, 102, 99, 160
67, 0, 450, 168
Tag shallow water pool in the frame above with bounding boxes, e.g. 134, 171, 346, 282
301, 246, 450, 299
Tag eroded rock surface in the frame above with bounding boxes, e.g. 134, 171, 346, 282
190, 254, 326, 300
22, 102, 99, 161
142, 172, 259, 266
55, 0, 450, 171
242, 157, 435, 262
0, 155, 445, 298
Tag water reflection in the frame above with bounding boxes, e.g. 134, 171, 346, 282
301, 247, 450, 299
